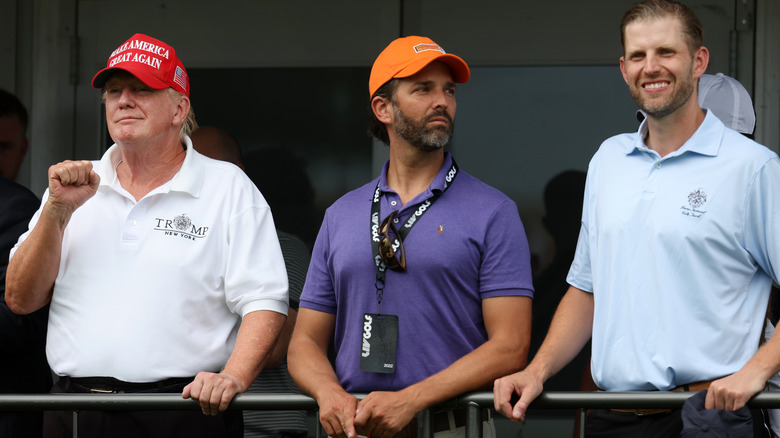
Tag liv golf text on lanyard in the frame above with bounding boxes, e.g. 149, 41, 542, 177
361, 160, 458, 374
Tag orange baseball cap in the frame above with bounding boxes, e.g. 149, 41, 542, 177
92, 33, 190, 97
368, 36, 470, 97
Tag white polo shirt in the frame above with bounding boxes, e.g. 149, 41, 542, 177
13, 137, 288, 382
568, 111, 780, 391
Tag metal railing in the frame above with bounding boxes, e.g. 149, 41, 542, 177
3, 391, 780, 438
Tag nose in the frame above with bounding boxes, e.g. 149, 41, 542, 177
117, 88, 135, 107
643, 53, 662, 75
431, 88, 450, 110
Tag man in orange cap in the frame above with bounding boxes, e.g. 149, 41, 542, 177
289, 36, 534, 437
6, 34, 288, 438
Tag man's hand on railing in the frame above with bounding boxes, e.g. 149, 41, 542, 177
493, 370, 545, 422
182, 371, 244, 416
316, 390, 360, 438
706, 371, 767, 412
354, 390, 419, 437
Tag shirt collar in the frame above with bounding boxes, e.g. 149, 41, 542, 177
626, 109, 724, 158
96, 135, 204, 197
378, 151, 454, 197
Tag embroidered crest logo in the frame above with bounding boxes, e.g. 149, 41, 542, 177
172, 214, 191, 231
687, 189, 707, 209
680, 188, 708, 218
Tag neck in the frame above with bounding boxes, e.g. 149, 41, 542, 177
644, 102, 706, 157
116, 136, 187, 201
386, 143, 445, 206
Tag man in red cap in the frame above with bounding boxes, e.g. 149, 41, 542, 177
5, 34, 288, 438
288, 36, 534, 437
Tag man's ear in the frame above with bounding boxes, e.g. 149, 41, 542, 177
371, 96, 393, 125
692, 46, 709, 79
172, 95, 191, 126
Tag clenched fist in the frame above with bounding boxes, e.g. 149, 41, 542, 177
47, 160, 101, 217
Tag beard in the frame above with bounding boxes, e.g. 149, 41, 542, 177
392, 105, 454, 152
630, 68, 696, 119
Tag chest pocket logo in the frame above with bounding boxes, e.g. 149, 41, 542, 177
681, 188, 708, 218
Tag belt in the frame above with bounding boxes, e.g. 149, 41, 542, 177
60, 376, 194, 394
610, 379, 714, 416
402, 408, 490, 436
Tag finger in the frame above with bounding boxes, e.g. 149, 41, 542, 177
217, 386, 236, 413
75, 162, 91, 185
181, 382, 192, 399
493, 378, 518, 419
339, 409, 358, 438
704, 388, 715, 410
513, 398, 528, 422
89, 170, 101, 188
320, 418, 337, 438
195, 379, 214, 415
515, 386, 540, 422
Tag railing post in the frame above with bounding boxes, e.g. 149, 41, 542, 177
417, 408, 432, 438
579, 408, 586, 438
465, 403, 482, 438
72, 410, 78, 438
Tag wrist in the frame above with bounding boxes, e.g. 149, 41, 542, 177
42, 201, 74, 229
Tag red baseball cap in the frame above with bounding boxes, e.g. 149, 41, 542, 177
92, 33, 190, 97
369, 36, 470, 97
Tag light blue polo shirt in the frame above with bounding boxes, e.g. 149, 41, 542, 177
568, 110, 780, 391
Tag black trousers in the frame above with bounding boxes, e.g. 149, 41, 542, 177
43, 378, 243, 438
584, 408, 770, 438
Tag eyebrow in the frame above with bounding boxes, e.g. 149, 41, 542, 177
412, 80, 457, 89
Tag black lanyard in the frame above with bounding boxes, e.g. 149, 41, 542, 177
369, 160, 458, 312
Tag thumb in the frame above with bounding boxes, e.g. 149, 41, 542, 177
514, 391, 535, 422
89, 170, 101, 189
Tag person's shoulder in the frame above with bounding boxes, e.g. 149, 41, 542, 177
199, 153, 246, 176
722, 130, 777, 159
598, 132, 637, 152
198, 154, 258, 191
448, 170, 521, 215
453, 170, 513, 200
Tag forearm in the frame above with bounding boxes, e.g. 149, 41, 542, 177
525, 286, 594, 382
400, 296, 532, 412
737, 323, 780, 383
264, 308, 297, 369
404, 334, 529, 413
221, 310, 286, 390
288, 331, 347, 401
5, 203, 70, 314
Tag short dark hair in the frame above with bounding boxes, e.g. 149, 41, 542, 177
620, 0, 704, 54
0, 88, 29, 132
366, 79, 400, 146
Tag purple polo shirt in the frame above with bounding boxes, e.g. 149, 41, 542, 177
300, 153, 534, 392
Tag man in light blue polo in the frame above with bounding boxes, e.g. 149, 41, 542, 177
494, 1, 780, 436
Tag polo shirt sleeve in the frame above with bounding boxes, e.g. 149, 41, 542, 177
479, 198, 534, 298
743, 156, 780, 283
226, 204, 289, 317
299, 210, 337, 314
567, 156, 596, 294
